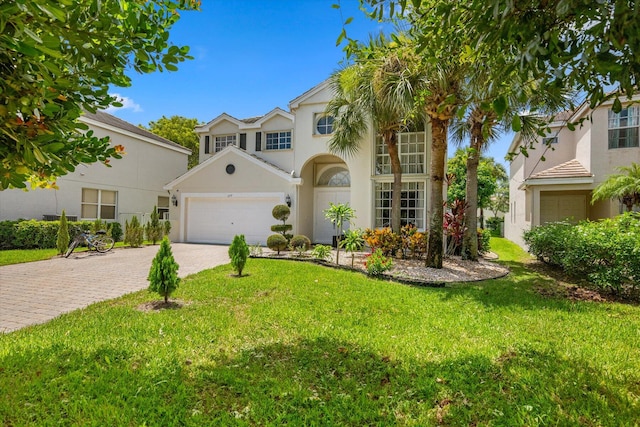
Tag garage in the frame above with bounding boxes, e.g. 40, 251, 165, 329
185, 195, 280, 245
540, 193, 587, 224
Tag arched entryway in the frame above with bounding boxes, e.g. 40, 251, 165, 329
299, 155, 351, 244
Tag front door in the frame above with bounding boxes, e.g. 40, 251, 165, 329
314, 188, 351, 244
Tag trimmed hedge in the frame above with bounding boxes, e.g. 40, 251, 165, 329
524, 213, 640, 293
0, 219, 122, 250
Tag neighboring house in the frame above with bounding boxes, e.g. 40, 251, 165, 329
164, 80, 433, 245
505, 98, 640, 248
0, 111, 190, 226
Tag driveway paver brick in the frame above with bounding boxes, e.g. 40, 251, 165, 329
0, 243, 229, 333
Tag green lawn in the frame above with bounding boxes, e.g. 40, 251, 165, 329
1, 239, 638, 425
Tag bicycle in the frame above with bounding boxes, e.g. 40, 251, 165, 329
65, 230, 115, 258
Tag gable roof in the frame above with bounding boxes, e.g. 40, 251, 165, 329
81, 111, 190, 154
288, 79, 331, 111
163, 145, 302, 189
196, 108, 293, 133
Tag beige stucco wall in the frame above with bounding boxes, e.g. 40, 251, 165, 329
0, 120, 188, 225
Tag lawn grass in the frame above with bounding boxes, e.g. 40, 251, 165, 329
0, 248, 59, 266
1, 238, 639, 425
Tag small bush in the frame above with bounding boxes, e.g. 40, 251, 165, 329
163, 220, 171, 237
145, 206, 163, 245
56, 211, 70, 255
147, 236, 179, 303
364, 248, 393, 276
478, 228, 491, 254
290, 235, 311, 251
249, 243, 263, 257
523, 221, 574, 266
124, 216, 144, 248
266, 234, 288, 254
271, 204, 293, 241
229, 234, 250, 276
311, 244, 333, 261
363, 228, 402, 257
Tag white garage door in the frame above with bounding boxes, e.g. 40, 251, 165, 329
186, 196, 280, 245
540, 194, 587, 224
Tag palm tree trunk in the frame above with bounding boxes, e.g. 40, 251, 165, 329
427, 118, 448, 268
386, 131, 403, 234
462, 126, 481, 261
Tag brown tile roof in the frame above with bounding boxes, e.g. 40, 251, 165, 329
529, 159, 592, 179
82, 111, 188, 152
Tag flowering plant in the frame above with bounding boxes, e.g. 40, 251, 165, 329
364, 248, 393, 277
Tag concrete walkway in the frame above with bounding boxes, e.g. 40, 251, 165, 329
0, 244, 230, 333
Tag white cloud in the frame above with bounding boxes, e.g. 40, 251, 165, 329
105, 93, 143, 113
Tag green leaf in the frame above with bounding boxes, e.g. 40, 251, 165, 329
35, 3, 67, 22
612, 97, 622, 113
492, 96, 507, 115
512, 114, 522, 132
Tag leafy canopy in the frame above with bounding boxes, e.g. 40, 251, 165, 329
447, 149, 507, 209
0, 0, 200, 190
142, 116, 201, 169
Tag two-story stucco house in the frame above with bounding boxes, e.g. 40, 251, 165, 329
505, 98, 640, 248
164, 80, 433, 245
0, 111, 190, 226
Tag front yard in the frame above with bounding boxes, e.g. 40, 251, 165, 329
0, 238, 638, 425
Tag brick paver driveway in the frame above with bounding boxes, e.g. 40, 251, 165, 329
0, 243, 229, 333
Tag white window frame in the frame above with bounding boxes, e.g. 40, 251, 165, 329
375, 131, 426, 175
81, 188, 117, 220
214, 134, 236, 152
315, 114, 334, 135
374, 181, 426, 229
608, 106, 640, 149
265, 131, 292, 150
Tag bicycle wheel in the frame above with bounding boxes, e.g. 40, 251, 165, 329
94, 235, 115, 253
64, 240, 78, 258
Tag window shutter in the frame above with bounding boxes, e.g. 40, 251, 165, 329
255, 132, 261, 151
204, 136, 210, 154
240, 133, 246, 150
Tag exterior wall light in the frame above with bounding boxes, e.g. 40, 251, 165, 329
285, 194, 292, 207
171, 194, 178, 207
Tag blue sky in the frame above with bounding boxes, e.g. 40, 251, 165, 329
107, 0, 513, 166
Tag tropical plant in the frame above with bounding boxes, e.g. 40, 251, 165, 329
145, 206, 163, 245
311, 244, 333, 261
591, 163, 640, 212
364, 248, 393, 277
270, 204, 293, 241
56, 210, 69, 255
340, 229, 365, 267
147, 236, 180, 303
228, 234, 250, 277
324, 203, 356, 265
325, 34, 418, 234
0, 0, 199, 189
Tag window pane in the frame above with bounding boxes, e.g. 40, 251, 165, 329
82, 204, 98, 219
100, 205, 116, 220
101, 190, 116, 205
82, 188, 98, 203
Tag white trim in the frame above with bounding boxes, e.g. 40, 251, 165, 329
289, 80, 331, 111
164, 145, 303, 189
80, 117, 192, 155
196, 108, 294, 133
519, 176, 594, 189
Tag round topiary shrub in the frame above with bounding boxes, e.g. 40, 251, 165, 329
289, 234, 311, 251
272, 204, 290, 221
267, 233, 288, 254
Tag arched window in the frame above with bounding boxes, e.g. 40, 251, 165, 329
316, 115, 334, 135
317, 167, 350, 187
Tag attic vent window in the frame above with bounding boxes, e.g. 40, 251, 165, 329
226, 164, 235, 175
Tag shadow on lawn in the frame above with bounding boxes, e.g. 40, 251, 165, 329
1, 337, 636, 425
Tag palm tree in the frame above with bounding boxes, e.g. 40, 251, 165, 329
326, 36, 418, 234
592, 163, 640, 211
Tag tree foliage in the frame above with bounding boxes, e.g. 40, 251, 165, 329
145, 206, 163, 245
0, 0, 200, 190
592, 163, 640, 212
447, 150, 507, 211
143, 116, 201, 169
148, 236, 180, 303
228, 234, 250, 276
324, 203, 356, 265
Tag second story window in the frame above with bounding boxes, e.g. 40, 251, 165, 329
609, 106, 639, 149
265, 131, 292, 150
315, 115, 334, 135
375, 131, 426, 175
215, 135, 236, 152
